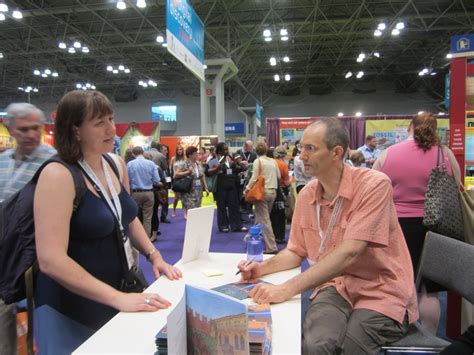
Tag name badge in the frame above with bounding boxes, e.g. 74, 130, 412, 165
165, 176, 172, 183
226, 169, 233, 175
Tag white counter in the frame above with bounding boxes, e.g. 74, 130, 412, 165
73, 252, 301, 354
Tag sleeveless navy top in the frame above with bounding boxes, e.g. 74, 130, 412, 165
35, 186, 138, 330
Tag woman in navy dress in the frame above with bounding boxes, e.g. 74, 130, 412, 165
33, 90, 182, 354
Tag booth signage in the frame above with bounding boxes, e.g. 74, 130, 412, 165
450, 123, 465, 155
255, 102, 263, 128
450, 34, 474, 58
225, 122, 245, 135
166, 0, 205, 81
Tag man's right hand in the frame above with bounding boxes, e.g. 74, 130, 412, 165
237, 259, 261, 281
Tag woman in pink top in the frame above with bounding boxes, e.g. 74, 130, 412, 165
373, 112, 460, 335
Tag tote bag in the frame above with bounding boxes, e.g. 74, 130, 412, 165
244, 159, 265, 203
423, 146, 464, 240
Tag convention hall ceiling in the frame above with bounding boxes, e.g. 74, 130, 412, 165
0, 0, 472, 107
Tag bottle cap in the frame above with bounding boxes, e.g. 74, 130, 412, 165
250, 225, 260, 235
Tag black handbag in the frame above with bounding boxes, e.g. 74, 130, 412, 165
172, 176, 193, 193
423, 146, 464, 240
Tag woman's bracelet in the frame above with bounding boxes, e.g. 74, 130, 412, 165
146, 248, 160, 261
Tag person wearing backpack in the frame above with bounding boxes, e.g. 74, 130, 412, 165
0, 103, 56, 355
32, 90, 182, 354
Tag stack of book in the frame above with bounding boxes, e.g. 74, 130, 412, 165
154, 326, 167, 354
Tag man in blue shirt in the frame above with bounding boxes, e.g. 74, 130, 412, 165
0, 102, 56, 355
357, 135, 381, 168
127, 146, 162, 241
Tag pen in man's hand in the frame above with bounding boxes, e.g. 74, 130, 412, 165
235, 256, 257, 276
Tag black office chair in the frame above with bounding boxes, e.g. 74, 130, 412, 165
382, 231, 474, 354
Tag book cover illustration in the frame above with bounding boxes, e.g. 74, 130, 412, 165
167, 284, 250, 355
211, 280, 271, 300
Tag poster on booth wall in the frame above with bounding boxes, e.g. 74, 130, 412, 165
365, 119, 450, 148
128, 135, 154, 152
278, 118, 318, 157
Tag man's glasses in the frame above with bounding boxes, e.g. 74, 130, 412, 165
300, 144, 318, 153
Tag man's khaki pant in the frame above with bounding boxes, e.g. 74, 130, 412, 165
131, 191, 154, 237
303, 287, 408, 354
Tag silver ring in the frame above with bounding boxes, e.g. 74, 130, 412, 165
145, 297, 150, 305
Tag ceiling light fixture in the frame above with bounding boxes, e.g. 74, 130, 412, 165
162, 42, 168, 47
355, 112, 362, 117
0, 52, 3, 59
139, 79, 157, 88
68, 47, 76, 54
338, 112, 344, 117
283, 56, 289, 62
356, 71, 364, 79
18, 86, 39, 93
263, 29, 271, 37
269, 57, 277, 66
33, 68, 59, 78
156, 35, 164, 43
0, 3, 8, 12
280, 29, 288, 36
281, 36, 288, 41
73, 41, 81, 48
12, 10, 22, 19
418, 111, 424, 115
264, 37, 272, 42
60, 40, 90, 54
373, 52, 380, 58
374, 29, 382, 37
58, 42, 67, 49
116, 1, 126, 10
377, 23, 386, 31
274, 74, 280, 82
81, 47, 90, 53
107, 65, 131, 74
76, 82, 96, 90
446, 53, 453, 59
345, 71, 353, 79
395, 22, 405, 30
391, 28, 400, 36
0, 13, 5, 21
136, 0, 146, 8
284, 74, 291, 81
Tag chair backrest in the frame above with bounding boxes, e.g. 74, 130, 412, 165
416, 231, 474, 303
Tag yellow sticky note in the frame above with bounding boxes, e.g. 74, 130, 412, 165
202, 269, 224, 277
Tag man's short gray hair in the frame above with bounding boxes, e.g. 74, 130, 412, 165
5, 103, 45, 127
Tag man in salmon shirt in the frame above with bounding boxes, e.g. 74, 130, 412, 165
238, 117, 418, 354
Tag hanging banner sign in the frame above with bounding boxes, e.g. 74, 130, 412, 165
225, 122, 245, 135
166, 0, 205, 81
450, 34, 474, 58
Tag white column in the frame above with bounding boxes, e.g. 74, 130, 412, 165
215, 79, 225, 141
200, 80, 209, 136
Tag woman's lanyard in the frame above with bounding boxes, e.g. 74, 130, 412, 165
316, 196, 344, 254
78, 157, 135, 269
193, 161, 200, 178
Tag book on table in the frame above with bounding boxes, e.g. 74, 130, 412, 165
155, 281, 273, 355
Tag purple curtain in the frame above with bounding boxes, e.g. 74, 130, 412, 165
265, 118, 280, 147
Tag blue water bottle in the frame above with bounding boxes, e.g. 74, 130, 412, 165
247, 225, 264, 262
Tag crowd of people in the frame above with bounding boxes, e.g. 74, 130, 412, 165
0, 90, 469, 354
